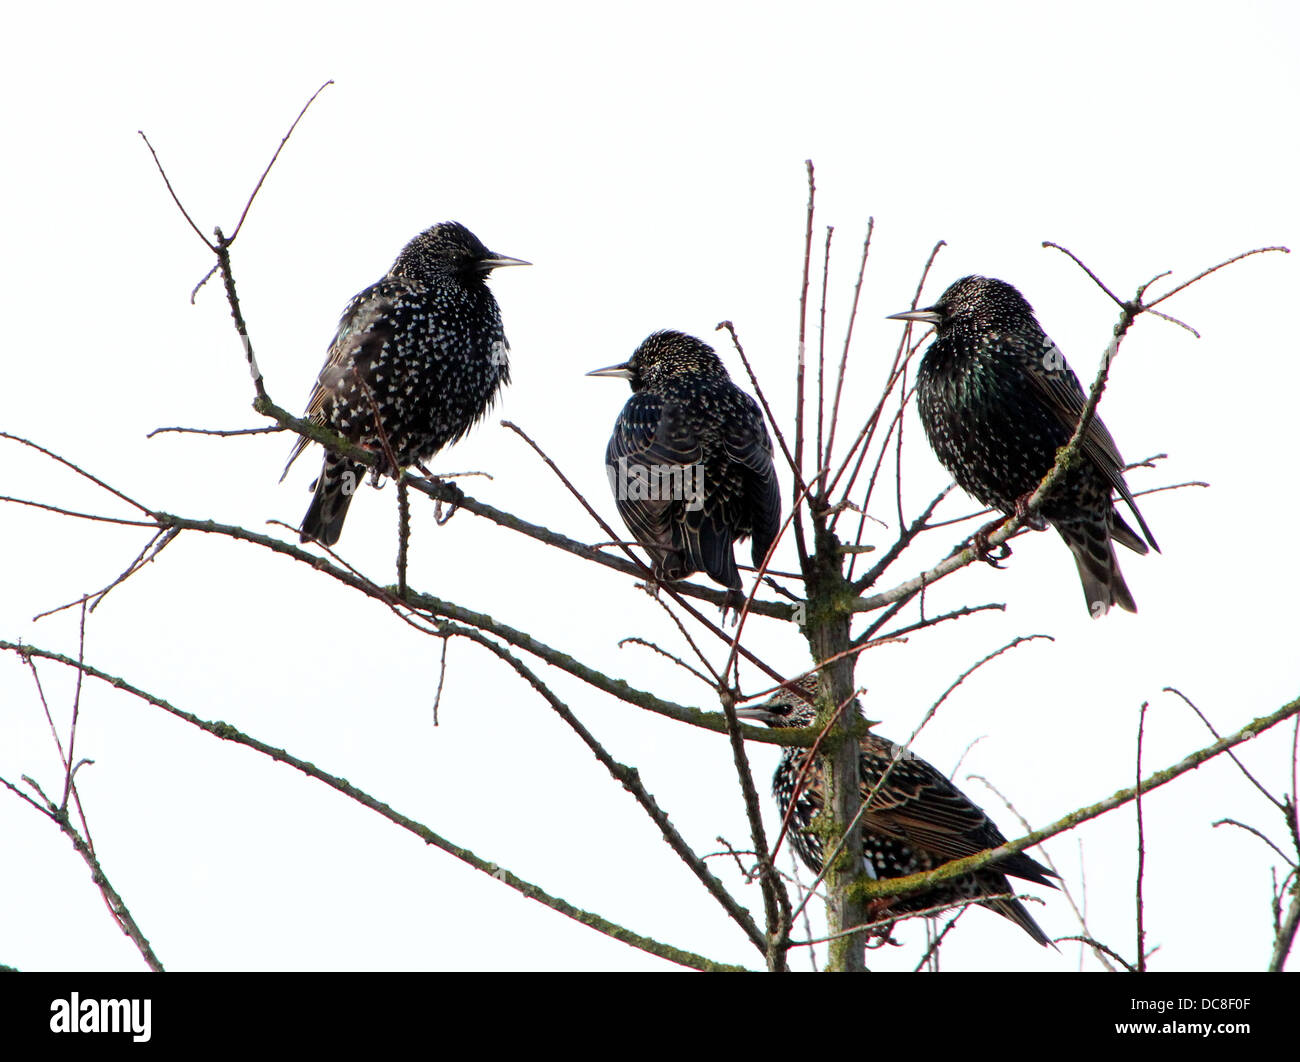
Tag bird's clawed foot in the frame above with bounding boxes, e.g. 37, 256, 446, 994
970, 517, 1012, 568
720, 588, 745, 627
1013, 492, 1049, 531
863, 900, 904, 948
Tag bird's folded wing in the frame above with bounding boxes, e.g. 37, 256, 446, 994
723, 397, 782, 567
1025, 351, 1158, 550
281, 280, 398, 480
605, 393, 702, 559
862, 757, 994, 862
862, 744, 1057, 886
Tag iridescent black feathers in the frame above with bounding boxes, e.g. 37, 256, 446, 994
738, 677, 1057, 946
284, 221, 526, 545
589, 331, 781, 604
891, 275, 1157, 615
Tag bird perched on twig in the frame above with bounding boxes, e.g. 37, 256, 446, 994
737, 675, 1058, 946
282, 221, 528, 546
889, 275, 1157, 616
587, 330, 781, 613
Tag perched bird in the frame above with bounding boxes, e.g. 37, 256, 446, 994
737, 676, 1058, 946
889, 276, 1158, 616
282, 221, 528, 545
587, 331, 781, 608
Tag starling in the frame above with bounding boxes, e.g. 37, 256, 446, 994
282, 221, 528, 545
889, 275, 1158, 616
587, 330, 781, 607
737, 676, 1058, 946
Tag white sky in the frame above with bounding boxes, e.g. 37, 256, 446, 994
1, 2, 1297, 972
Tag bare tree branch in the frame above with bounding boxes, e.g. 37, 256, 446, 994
849, 695, 1300, 905
0, 641, 742, 972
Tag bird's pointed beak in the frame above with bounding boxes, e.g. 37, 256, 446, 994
732, 706, 771, 723
478, 253, 531, 272
585, 361, 634, 380
886, 306, 943, 326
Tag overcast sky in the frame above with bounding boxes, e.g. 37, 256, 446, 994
2, 2, 1297, 972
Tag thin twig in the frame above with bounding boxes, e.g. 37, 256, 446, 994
229, 80, 334, 242
970, 773, 1118, 971
444, 623, 769, 956
137, 130, 214, 250
715, 680, 794, 971
1145, 246, 1290, 308
723, 473, 821, 688
431, 636, 448, 725
148, 424, 283, 438
500, 419, 787, 683
33, 528, 179, 621
1212, 819, 1291, 864
823, 219, 874, 487
870, 602, 1006, 644
848, 696, 1300, 905
913, 912, 963, 972
907, 635, 1052, 745
1165, 686, 1285, 810
1041, 241, 1124, 306
639, 589, 723, 686
1054, 936, 1136, 972
61, 601, 90, 812
1, 640, 741, 972
618, 637, 716, 688
794, 161, 815, 513
0, 496, 158, 530
849, 484, 950, 593
255, 396, 794, 618
816, 224, 832, 492
0, 432, 152, 513
396, 477, 410, 599
715, 320, 809, 499
1135, 700, 1149, 973
826, 239, 944, 507
55, 806, 165, 971
95, 510, 804, 747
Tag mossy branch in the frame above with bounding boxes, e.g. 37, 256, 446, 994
438, 622, 769, 954
0, 640, 743, 973
848, 695, 1300, 906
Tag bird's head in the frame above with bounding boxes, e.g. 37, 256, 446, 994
887, 275, 1036, 334
734, 674, 820, 729
586, 330, 728, 392
394, 221, 530, 283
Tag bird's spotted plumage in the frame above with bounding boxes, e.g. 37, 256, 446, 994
737, 676, 1058, 946
589, 331, 781, 603
891, 275, 1157, 616
284, 221, 526, 545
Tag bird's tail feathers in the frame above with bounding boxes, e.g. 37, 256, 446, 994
1059, 521, 1138, 617
280, 435, 311, 484
1110, 509, 1151, 556
299, 456, 363, 546
1114, 481, 1160, 554
984, 894, 1057, 949
693, 517, 742, 593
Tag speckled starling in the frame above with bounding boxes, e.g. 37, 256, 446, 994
737, 676, 1058, 946
282, 221, 528, 545
889, 276, 1158, 616
587, 330, 781, 606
